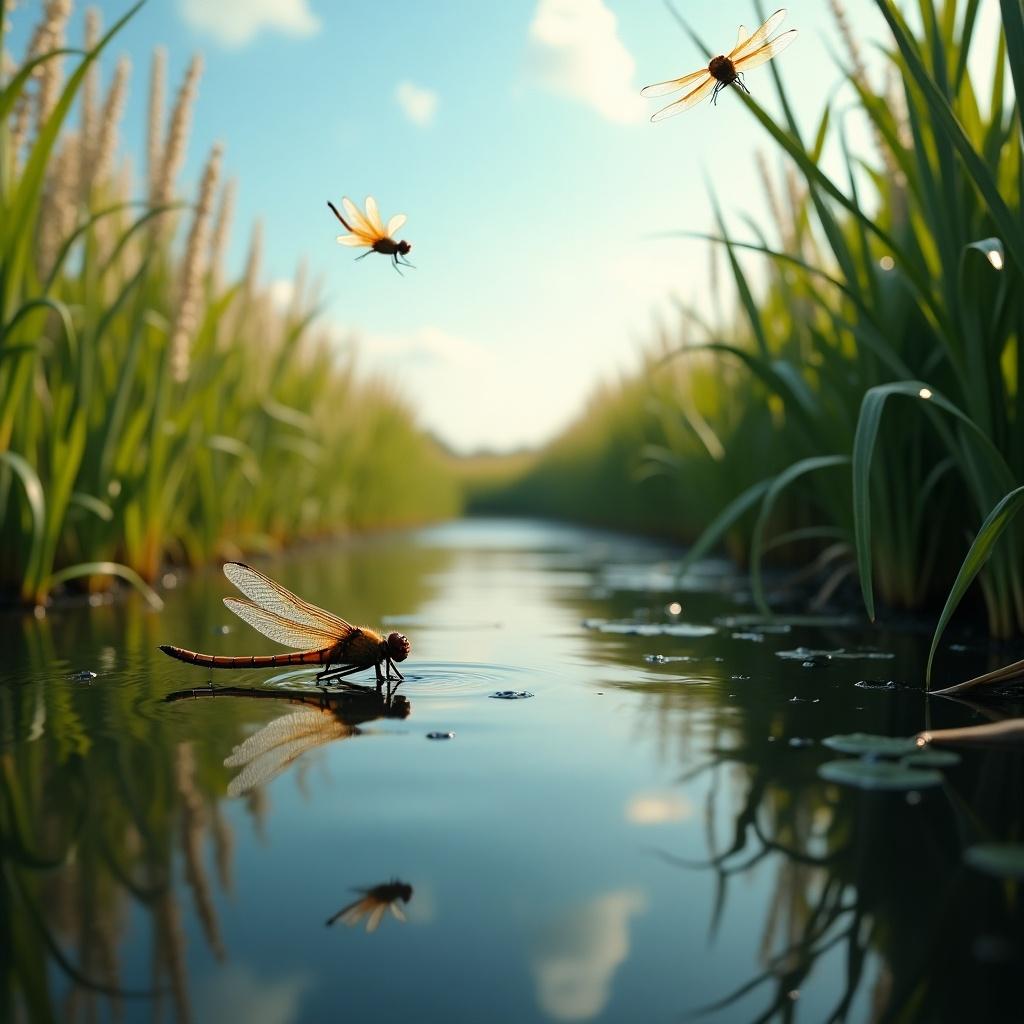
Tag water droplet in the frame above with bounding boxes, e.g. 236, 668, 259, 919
788, 737, 814, 748
855, 679, 899, 691
214, 624, 231, 635
161, 573, 178, 589
490, 690, 534, 700
732, 631, 764, 642
70, 670, 97, 683
426, 731, 455, 740
666, 601, 682, 616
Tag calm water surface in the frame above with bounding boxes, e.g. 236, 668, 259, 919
2, 518, 1022, 1023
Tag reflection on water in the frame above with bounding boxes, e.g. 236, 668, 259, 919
326, 880, 413, 932
1, 519, 1022, 1022
532, 890, 647, 1022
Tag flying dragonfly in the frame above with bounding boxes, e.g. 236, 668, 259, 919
642, 9, 797, 120
159, 561, 411, 687
328, 196, 413, 273
326, 880, 414, 932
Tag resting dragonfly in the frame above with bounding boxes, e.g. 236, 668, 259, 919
159, 561, 410, 687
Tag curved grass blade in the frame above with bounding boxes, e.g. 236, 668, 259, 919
926, 485, 1024, 685
750, 456, 850, 614
44, 561, 164, 610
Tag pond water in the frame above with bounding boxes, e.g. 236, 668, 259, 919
2, 518, 1022, 1023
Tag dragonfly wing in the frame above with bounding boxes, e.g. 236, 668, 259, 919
223, 598, 341, 649
728, 25, 750, 57
731, 9, 787, 60
337, 234, 370, 248
389, 902, 407, 922
650, 76, 716, 120
735, 29, 797, 71
223, 562, 354, 636
225, 709, 351, 797
364, 196, 387, 236
340, 898, 370, 927
386, 213, 407, 236
341, 197, 379, 242
366, 903, 387, 934
641, 67, 707, 98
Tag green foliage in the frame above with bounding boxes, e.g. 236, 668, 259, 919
0, 4, 457, 606
483, 0, 1024, 667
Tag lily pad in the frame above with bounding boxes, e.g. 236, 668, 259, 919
902, 749, 962, 768
964, 843, 1024, 880
818, 759, 943, 791
822, 733, 918, 757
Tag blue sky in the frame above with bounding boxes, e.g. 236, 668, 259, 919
6, 0, 1001, 451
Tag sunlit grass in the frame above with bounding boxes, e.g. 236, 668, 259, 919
483, 0, 1024, 674
0, 2, 458, 607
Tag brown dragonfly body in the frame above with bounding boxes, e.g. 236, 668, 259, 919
642, 9, 797, 119
159, 562, 410, 686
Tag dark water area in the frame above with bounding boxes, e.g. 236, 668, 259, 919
2, 518, 1022, 1024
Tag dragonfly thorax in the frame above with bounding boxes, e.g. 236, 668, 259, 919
708, 55, 737, 84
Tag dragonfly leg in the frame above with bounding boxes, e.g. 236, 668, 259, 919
734, 73, 750, 95
317, 664, 369, 687
354, 250, 373, 261
316, 662, 333, 681
391, 256, 404, 276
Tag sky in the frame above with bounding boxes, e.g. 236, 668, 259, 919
4, 0, 1003, 452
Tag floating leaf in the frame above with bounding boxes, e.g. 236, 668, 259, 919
964, 843, 1024, 880
822, 733, 918, 757
902, 750, 962, 767
818, 759, 943, 790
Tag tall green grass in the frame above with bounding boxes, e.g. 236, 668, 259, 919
0, 2, 457, 607
480, 0, 1024, 675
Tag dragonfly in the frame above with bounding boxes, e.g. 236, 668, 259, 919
159, 561, 411, 687
642, 9, 797, 120
328, 196, 413, 272
326, 880, 414, 932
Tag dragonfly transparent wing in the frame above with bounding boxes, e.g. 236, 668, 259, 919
728, 25, 750, 57
223, 562, 353, 634
641, 67, 707, 98
341, 197, 378, 242
650, 76, 716, 120
364, 196, 387, 237
386, 213, 407, 237
337, 234, 370, 248
225, 709, 352, 797
223, 597, 341, 649
365, 903, 388, 934
731, 9, 787, 60
735, 30, 797, 71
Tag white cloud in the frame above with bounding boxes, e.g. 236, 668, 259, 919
197, 964, 311, 1024
532, 889, 647, 1021
181, 0, 320, 47
268, 279, 295, 311
529, 0, 645, 124
395, 81, 439, 126
625, 791, 693, 825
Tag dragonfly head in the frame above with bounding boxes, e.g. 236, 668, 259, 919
386, 631, 411, 662
397, 240, 412, 256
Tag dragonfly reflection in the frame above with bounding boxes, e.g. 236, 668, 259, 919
164, 685, 410, 797
326, 880, 414, 932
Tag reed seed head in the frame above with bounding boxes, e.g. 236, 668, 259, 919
170, 141, 222, 383
93, 55, 130, 190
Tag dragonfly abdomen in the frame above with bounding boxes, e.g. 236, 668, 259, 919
158, 645, 328, 669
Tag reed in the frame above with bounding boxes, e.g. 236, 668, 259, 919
482, 0, 1024, 674
0, 0, 458, 606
